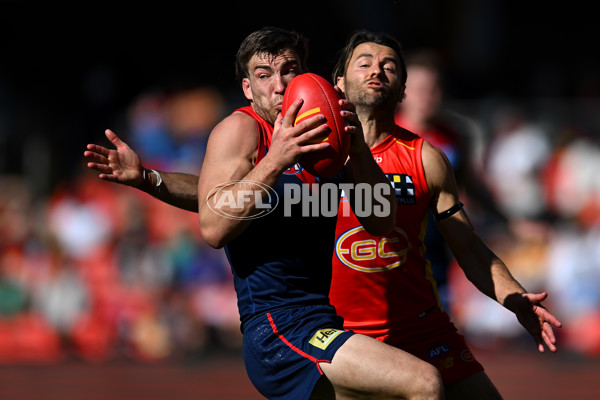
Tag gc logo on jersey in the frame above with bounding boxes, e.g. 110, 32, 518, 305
386, 173, 416, 204
335, 226, 411, 272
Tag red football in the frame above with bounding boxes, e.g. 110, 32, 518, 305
282, 73, 350, 178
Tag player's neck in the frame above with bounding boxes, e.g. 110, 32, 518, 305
360, 114, 395, 149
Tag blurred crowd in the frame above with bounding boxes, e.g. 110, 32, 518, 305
447, 98, 600, 357
1, 57, 600, 364
0, 86, 242, 364
452, 97, 600, 357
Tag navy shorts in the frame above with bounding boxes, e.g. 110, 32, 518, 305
243, 304, 355, 400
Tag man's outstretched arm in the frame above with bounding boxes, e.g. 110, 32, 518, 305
84, 129, 199, 212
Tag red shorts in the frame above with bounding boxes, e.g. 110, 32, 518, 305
365, 308, 484, 384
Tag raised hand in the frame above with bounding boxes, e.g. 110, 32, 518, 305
84, 129, 143, 187
338, 98, 367, 154
506, 291, 563, 353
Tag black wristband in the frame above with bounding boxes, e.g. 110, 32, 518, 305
434, 202, 463, 221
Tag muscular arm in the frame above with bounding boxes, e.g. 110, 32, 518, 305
423, 141, 521, 301
197, 112, 276, 248
198, 100, 330, 248
423, 140, 561, 352
143, 170, 199, 212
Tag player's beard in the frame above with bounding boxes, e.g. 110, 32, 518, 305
347, 82, 398, 115
251, 97, 281, 126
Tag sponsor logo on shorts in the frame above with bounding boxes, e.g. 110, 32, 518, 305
460, 349, 475, 362
309, 328, 345, 350
427, 344, 450, 359
439, 356, 454, 370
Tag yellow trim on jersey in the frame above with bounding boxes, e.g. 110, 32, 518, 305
394, 139, 415, 150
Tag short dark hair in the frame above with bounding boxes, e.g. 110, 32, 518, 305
235, 27, 309, 81
332, 30, 407, 86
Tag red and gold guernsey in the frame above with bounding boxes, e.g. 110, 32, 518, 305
330, 125, 441, 337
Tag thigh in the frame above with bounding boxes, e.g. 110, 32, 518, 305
382, 310, 484, 384
244, 306, 353, 400
318, 333, 442, 400
444, 371, 503, 400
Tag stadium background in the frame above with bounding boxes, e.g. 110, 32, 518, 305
1, 2, 599, 399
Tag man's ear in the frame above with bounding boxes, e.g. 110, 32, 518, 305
242, 78, 253, 101
399, 84, 407, 103
336, 76, 345, 93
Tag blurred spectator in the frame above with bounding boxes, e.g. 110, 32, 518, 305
543, 130, 600, 227
395, 50, 507, 312
47, 177, 115, 260
29, 249, 90, 351
0, 253, 28, 318
0, 176, 63, 363
485, 103, 553, 221
543, 129, 600, 356
128, 86, 226, 173
0, 150, 239, 365
546, 224, 600, 356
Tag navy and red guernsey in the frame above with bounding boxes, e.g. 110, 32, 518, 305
224, 106, 339, 332
222, 106, 354, 400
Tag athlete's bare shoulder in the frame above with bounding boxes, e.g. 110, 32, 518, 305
211, 110, 259, 141
205, 110, 260, 162
421, 139, 458, 201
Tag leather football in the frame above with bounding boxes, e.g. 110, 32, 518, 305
282, 73, 350, 178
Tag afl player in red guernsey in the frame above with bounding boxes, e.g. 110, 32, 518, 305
329, 30, 562, 399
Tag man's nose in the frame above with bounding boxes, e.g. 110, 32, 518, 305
370, 64, 382, 77
274, 76, 286, 94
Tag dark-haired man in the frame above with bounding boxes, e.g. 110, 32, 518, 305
328, 29, 562, 399
86, 27, 443, 400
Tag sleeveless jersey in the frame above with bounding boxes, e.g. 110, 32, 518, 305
330, 125, 441, 337
395, 113, 463, 170
224, 106, 338, 332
